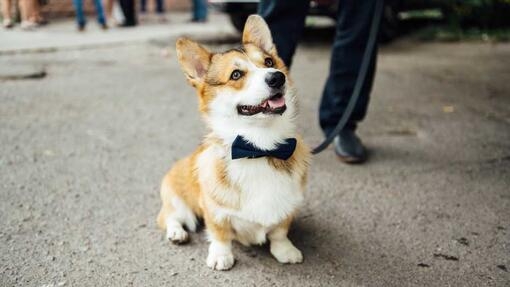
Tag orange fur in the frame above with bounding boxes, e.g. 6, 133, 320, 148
267, 135, 310, 178
157, 145, 205, 230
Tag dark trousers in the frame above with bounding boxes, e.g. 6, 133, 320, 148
120, 0, 137, 25
259, 0, 379, 136
140, 0, 164, 13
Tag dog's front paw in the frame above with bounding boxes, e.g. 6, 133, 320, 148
206, 252, 235, 271
270, 240, 303, 264
166, 227, 189, 244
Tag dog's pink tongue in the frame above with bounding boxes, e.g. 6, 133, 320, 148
268, 96, 285, 108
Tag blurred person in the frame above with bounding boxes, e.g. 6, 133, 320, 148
104, 0, 117, 25
140, 0, 165, 22
119, 0, 136, 26
1, 0, 15, 28
2, 0, 39, 29
32, 0, 48, 25
259, 0, 380, 163
72, 0, 108, 31
104, 0, 115, 25
190, 0, 207, 22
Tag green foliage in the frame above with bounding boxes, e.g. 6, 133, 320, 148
416, 26, 510, 42
442, 0, 510, 29
408, 0, 510, 42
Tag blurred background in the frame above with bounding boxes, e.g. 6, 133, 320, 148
1, 1, 509, 287
2, 0, 510, 38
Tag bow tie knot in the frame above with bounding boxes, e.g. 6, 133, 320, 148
231, 136, 297, 160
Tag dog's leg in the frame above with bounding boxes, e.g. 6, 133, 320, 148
165, 215, 189, 244
158, 179, 197, 244
268, 217, 303, 264
204, 214, 235, 271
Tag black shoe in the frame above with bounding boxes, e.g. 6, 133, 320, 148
189, 18, 207, 23
119, 21, 137, 27
334, 129, 367, 164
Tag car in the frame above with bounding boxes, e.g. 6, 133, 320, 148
208, 0, 337, 33
208, 0, 447, 42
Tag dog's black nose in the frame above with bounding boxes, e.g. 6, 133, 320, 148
265, 71, 286, 89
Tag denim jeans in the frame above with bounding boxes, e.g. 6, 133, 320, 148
140, 0, 164, 13
259, 0, 380, 135
192, 0, 207, 20
72, 0, 106, 26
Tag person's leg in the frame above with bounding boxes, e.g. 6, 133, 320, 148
319, 0, 380, 162
24, 0, 34, 20
319, 0, 379, 135
155, 0, 163, 14
1, 0, 11, 19
31, 0, 46, 23
18, 0, 38, 28
18, 0, 27, 20
139, 0, 146, 13
119, 0, 136, 26
30, 0, 38, 21
126, 0, 137, 25
104, 0, 113, 21
258, 0, 309, 68
119, 0, 127, 22
72, 0, 86, 27
1, 0, 13, 27
191, 0, 207, 21
92, 0, 106, 25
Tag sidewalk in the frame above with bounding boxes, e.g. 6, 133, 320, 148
0, 12, 236, 54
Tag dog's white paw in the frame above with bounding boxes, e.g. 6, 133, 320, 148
270, 241, 303, 264
166, 227, 189, 244
206, 252, 235, 271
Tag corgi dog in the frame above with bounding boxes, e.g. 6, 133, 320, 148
157, 15, 311, 271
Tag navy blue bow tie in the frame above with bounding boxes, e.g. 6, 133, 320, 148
231, 136, 297, 160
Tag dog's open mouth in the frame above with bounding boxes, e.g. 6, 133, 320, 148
237, 93, 286, 116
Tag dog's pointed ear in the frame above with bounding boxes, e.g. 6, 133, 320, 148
242, 15, 275, 53
176, 37, 211, 88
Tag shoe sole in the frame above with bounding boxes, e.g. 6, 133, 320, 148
336, 153, 367, 164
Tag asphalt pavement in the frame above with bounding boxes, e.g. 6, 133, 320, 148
1, 12, 509, 287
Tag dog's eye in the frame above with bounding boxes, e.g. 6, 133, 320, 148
230, 70, 243, 81
264, 57, 274, 67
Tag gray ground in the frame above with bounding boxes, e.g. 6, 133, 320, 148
1, 13, 509, 287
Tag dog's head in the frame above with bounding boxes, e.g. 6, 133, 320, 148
176, 15, 297, 149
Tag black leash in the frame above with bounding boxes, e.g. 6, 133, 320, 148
311, 0, 384, 154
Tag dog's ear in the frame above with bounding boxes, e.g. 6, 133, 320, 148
242, 15, 275, 53
176, 37, 211, 88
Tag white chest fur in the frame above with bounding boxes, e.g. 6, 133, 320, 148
224, 158, 303, 245
197, 145, 304, 245
226, 158, 303, 224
